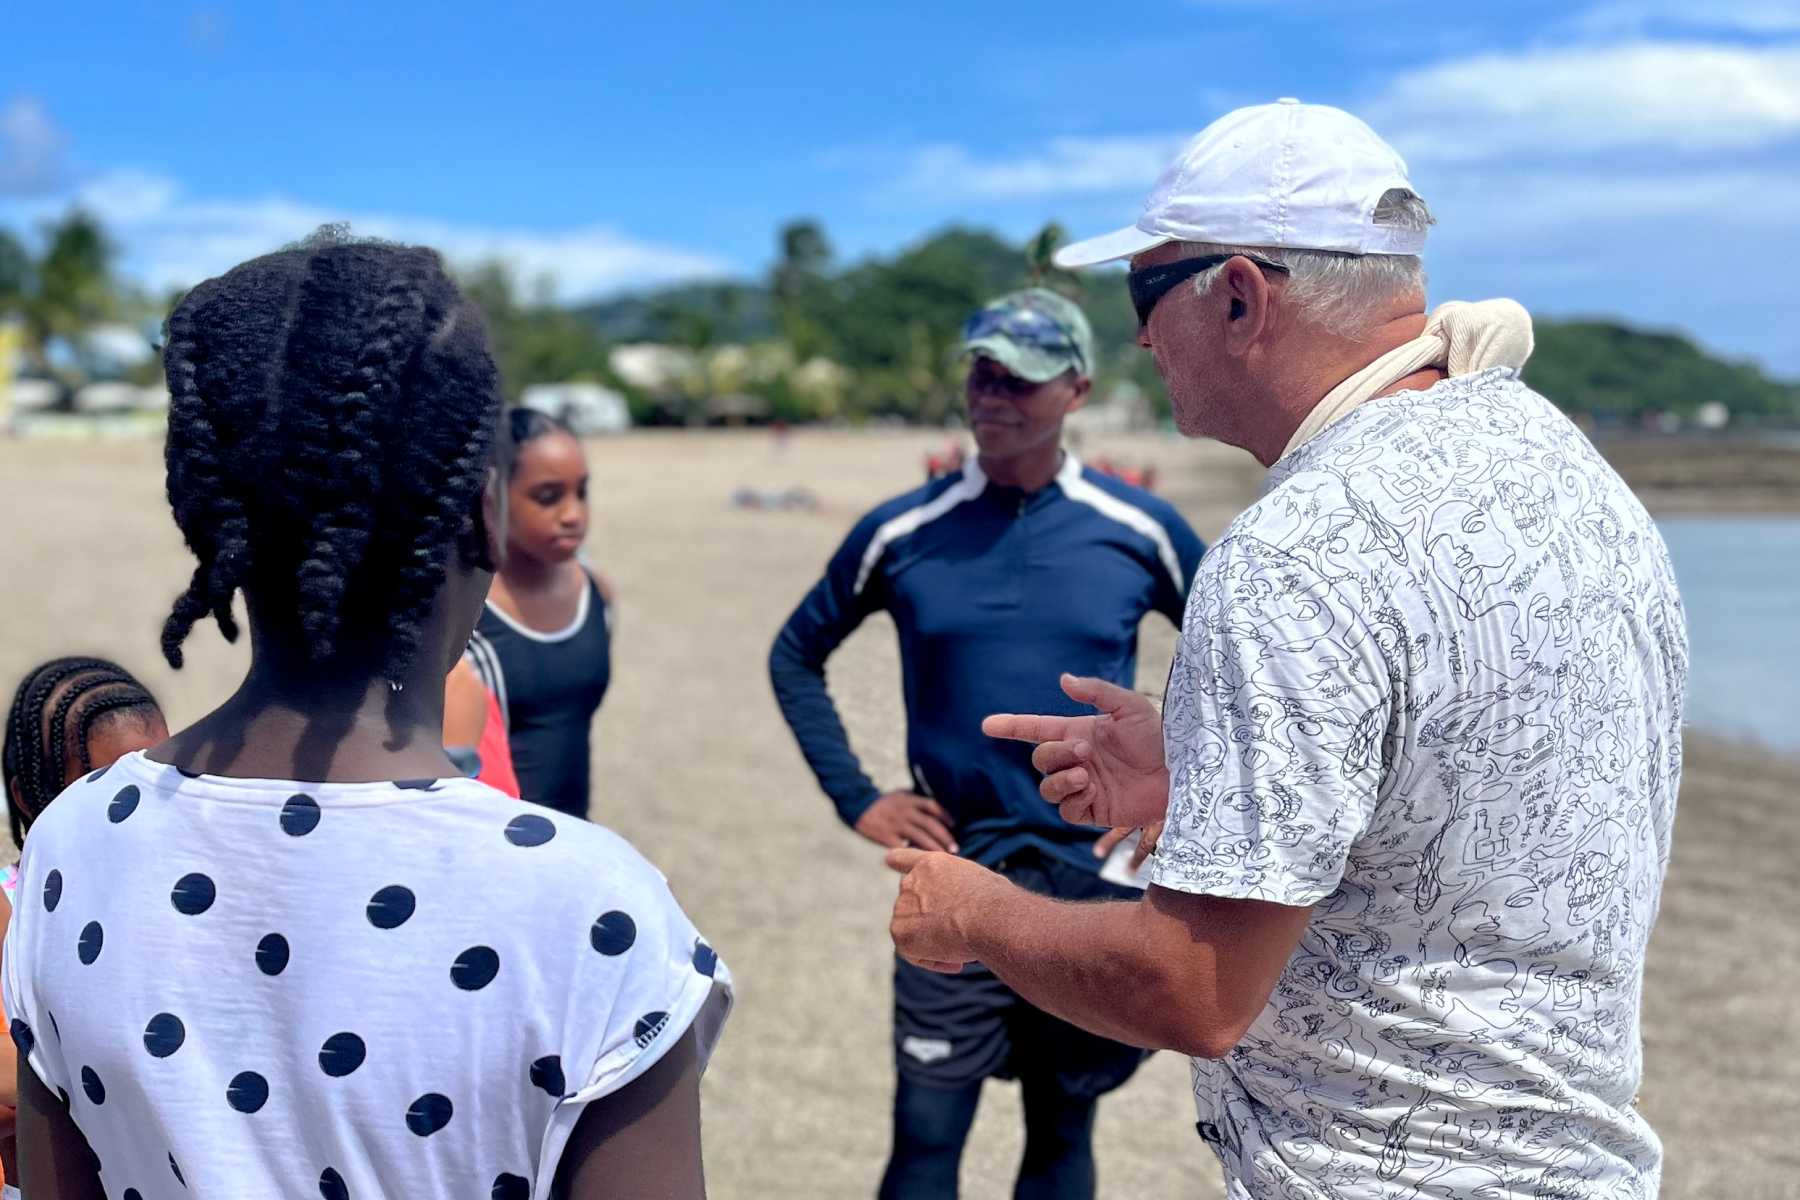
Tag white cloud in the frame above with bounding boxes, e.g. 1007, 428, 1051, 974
4, 169, 732, 299
1569, 0, 1800, 36
1371, 41, 1800, 162
900, 135, 1185, 200
0, 96, 68, 196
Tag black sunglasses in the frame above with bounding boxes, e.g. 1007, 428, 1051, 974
1127, 253, 1290, 327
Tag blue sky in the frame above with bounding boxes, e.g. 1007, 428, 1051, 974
4, 0, 1798, 372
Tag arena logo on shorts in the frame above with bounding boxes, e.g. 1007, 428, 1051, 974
901, 1036, 953, 1065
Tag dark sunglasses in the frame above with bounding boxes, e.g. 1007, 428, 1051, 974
1127, 253, 1290, 327
961, 305, 1086, 373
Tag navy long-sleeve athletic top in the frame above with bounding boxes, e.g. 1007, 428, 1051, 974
769, 453, 1205, 876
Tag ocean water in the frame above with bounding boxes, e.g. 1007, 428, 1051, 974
1654, 515, 1800, 752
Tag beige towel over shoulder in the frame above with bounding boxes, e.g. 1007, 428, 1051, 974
1282, 298, 1535, 458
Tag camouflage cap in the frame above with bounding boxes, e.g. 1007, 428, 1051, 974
959, 287, 1095, 383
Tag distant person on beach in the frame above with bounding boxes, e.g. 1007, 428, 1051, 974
886, 100, 1688, 1199
771, 288, 1205, 1199
1, 657, 167, 1197
464, 408, 614, 818
2, 235, 729, 1199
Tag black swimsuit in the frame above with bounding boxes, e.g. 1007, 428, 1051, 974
465, 576, 611, 817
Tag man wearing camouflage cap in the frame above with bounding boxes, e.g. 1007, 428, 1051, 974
770, 288, 1205, 1197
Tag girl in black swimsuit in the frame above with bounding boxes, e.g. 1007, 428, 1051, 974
465, 410, 612, 817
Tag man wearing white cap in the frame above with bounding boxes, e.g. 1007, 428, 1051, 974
886, 100, 1687, 1198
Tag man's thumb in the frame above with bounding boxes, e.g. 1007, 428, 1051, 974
1061, 673, 1137, 715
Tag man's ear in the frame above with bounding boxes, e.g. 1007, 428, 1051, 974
1220, 256, 1275, 356
1064, 374, 1092, 415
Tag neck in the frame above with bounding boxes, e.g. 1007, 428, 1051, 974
151, 630, 456, 784
501, 550, 564, 591
978, 442, 1064, 492
1252, 311, 1435, 467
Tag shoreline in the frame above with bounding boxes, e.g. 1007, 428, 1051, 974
1594, 432, 1800, 515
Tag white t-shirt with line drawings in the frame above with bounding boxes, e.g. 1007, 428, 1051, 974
1150, 370, 1687, 1199
4, 751, 731, 1200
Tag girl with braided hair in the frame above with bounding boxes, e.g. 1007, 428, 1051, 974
464, 407, 615, 817
0, 657, 167, 1197
2, 657, 169, 863
2, 234, 730, 1200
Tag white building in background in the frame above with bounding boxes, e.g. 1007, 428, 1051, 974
609, 343, 702, 394
1694, 401, 1730, 431
519, 382, 632, 435
71, 382, 146, 413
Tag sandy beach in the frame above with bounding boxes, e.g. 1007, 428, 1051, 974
1, 429, 1792, 1198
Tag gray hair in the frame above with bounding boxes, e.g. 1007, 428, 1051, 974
1180, 189, 1434, 339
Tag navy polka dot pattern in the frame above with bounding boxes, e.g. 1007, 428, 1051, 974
171, 872, 217, 915
86, 765, 109, 783
144, 1013, 186, 1058
405, 1092, 454, 1137
280, 793, 322, 836
108, 785, 141, 823
451, 946, 500, 991
392, 778, 442, 792
2, 764, 733, 1197
257, 932, 291, 976
78, 920, 104, 965
227, 1070, 270, 1113
529, 1055, 565, 1097
590, 911, 637, 956
319, 1032, 366, 1077
633, 1012, 671, 1050
366, 885, 416, 929
503, 813, 556, 847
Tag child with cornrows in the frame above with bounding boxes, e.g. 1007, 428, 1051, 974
1, 233, 729, 1199
0, 657, 168, 1198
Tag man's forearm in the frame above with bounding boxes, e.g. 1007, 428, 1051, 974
958, 882, 1195, 1053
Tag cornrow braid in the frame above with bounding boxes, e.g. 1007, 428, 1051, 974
72, 688, 159, 773
159, 231, 503, 685
3, 658, 161, 849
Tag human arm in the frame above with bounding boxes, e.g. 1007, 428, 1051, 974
16, 1062, 104, 1200
443, 657, 489, 749
887, 849, 1309, 1057
553, 1027, 705, 1200
0, 886, 14, 1116
768, 515, 955, 849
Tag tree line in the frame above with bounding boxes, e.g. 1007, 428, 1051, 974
5, 212, 1796, 428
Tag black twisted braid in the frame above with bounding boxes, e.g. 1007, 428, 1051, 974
3, 658, 162, 849
158, 230, 502, 683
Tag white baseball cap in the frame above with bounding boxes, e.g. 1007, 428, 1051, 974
1055, 98, 1425, 268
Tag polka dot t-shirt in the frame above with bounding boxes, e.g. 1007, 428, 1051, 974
2, 751, 731, 1199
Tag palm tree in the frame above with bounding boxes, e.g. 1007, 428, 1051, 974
0, 211, 118, 378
